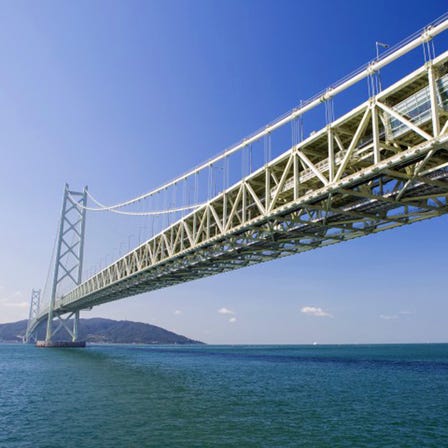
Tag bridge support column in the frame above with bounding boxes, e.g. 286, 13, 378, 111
72, 310, 79, 342
42, 184, 87, 346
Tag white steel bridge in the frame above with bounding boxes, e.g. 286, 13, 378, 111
26, 15, 448, 344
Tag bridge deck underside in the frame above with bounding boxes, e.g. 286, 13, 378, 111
30, 51, 448, 328
60, 163, 448, 312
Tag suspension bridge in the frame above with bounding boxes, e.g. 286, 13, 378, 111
26, 15, 448, 346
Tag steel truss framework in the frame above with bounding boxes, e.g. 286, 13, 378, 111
28, 46, 448, 334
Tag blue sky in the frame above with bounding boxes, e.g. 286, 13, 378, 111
1, 0, 448, 343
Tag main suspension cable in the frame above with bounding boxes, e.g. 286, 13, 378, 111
68, 190, 204, 216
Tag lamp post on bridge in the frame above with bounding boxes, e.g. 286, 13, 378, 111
375, 41, 389, 93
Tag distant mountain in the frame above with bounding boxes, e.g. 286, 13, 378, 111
0, 318, 203, 344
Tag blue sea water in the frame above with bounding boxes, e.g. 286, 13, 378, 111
1, 344, 447, 447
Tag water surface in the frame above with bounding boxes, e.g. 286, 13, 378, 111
1, 343, 447, 447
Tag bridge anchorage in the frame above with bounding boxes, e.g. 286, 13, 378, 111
25, 15, 448, 347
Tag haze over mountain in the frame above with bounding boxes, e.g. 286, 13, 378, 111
0, 318, 203, 344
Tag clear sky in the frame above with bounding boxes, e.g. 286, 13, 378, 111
1, 0, 448, 344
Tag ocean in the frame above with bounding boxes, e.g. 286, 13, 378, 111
1, 343, 447, 447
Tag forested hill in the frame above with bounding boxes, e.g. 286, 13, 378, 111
0, 318, 203, 344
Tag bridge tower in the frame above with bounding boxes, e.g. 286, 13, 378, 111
43, 184, 87, 345
24, 289, 41, 343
